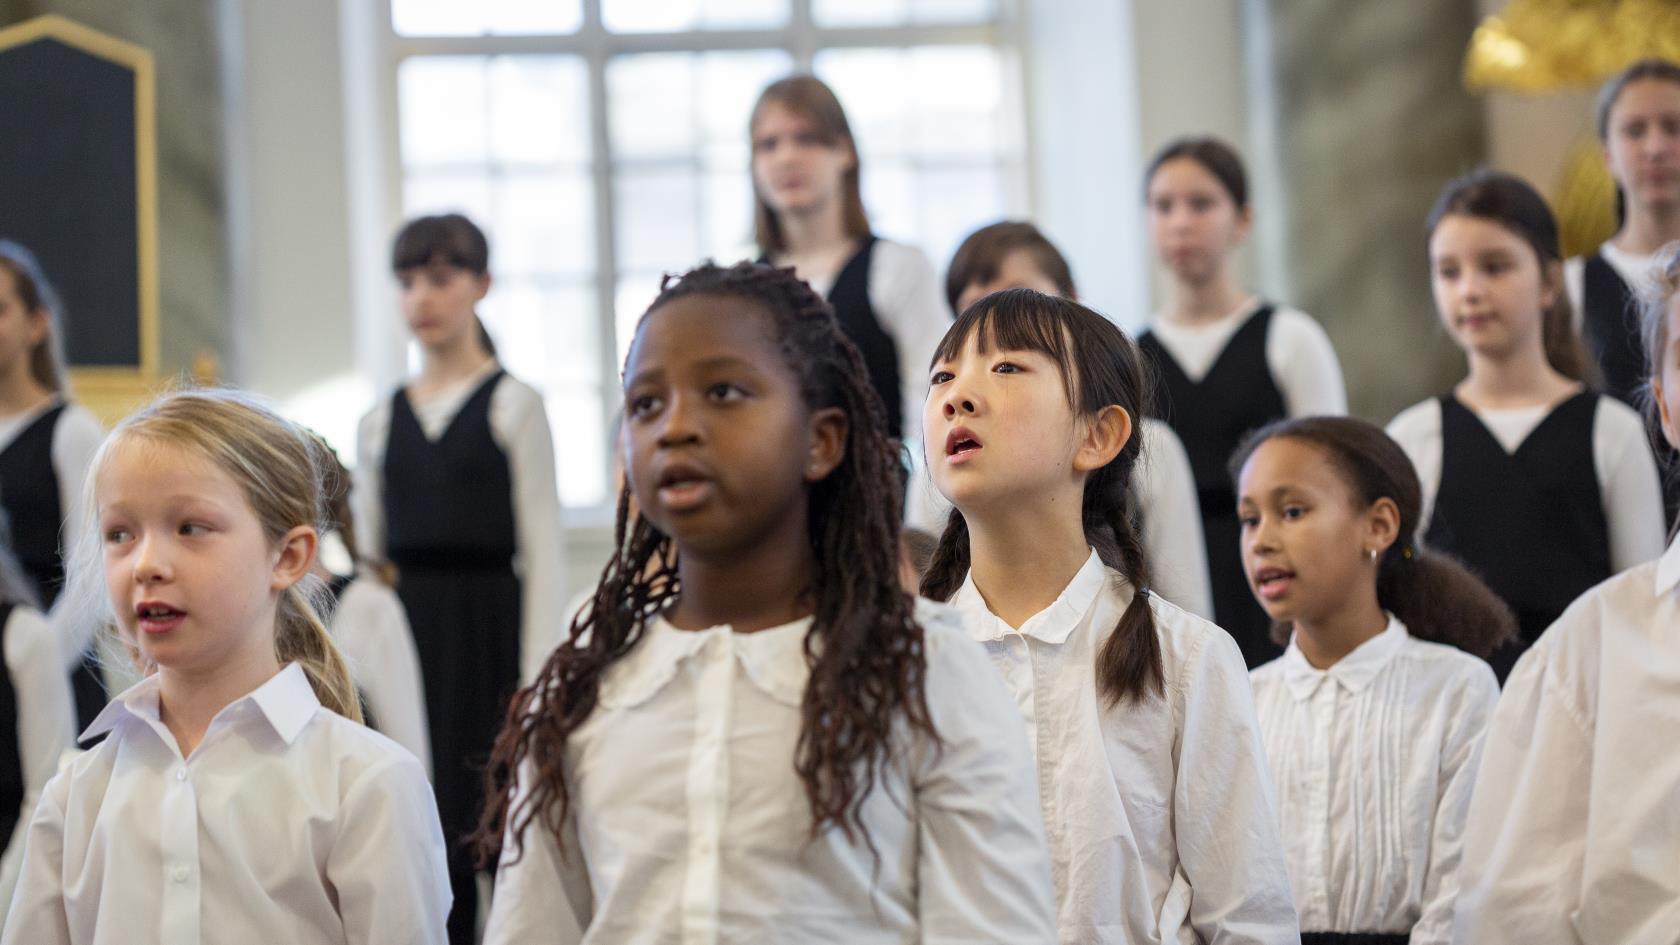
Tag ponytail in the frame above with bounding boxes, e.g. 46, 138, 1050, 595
1232, 416, 1516, 660
1375, 543, 1515, 660
1541, 260, 1593, 383
476, 315, 498, 359
277, 581, 364, 723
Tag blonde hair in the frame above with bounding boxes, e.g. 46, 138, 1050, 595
69, 388, 362, 721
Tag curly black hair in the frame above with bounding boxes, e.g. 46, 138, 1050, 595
476, 261, 937, 866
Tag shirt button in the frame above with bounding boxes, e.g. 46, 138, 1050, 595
171, 865, 189, 883
175, 768, 187, 782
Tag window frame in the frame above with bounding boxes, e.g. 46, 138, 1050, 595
372, 0, 1033, 523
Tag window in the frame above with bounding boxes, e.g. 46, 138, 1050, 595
388, 0, 1025, 512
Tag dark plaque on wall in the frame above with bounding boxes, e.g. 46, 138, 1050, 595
0, 15, 157, 412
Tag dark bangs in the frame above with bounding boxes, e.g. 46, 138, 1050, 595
934, 288, 1086, 406
392, 213, 490, 274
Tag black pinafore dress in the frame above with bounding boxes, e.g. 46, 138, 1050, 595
382, 370, 521, 943
1140, 305, 1286, 667
1581, 252, 1680, 527
1424, 391, 1611, 682
0, 403, 105, 730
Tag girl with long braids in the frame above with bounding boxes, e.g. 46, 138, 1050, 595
920, 288, 1297, 944
476, 262, 1056, 944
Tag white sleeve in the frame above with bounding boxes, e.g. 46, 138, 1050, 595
1135, 421, 1213, 620
0, 770, 71, 945
48, 406, 105, 671
1593, 399, 1666, 572
909, 617, 1057, 942
1172, 629, 1300, 944
870, 241, 952, 447
327, 754, 452, 945
1387, 400, 1444, 532
1563, 256, 1585, 326
1451, 644, 1591, 945
354, 404, 391, 565
1412, 662, 1499, 945
482, 760, 592, 945
492, 384, 568, 685
0, 609, 75, 915
335, 581, 432, 778
1266, 308, 1347, 417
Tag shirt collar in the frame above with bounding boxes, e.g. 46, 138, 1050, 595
952, 548, 1111, 645
1277, 615, 1408, 701
598, 614, 816, 709
81, 662, 321, 746
1656, 533, 1680, 598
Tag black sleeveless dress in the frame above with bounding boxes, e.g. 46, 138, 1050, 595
763, 236, 906, 440
0, 402, 105, 731
1423, 391, 1611, 682
1140, 305, 1287, 667
381, 370, 522, 944
1580, 251, 1680, 528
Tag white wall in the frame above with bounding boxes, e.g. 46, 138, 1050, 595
221, 0, 372, 459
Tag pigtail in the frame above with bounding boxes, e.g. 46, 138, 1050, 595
919, 507, 972, 602
1092, 483, 1165, 704
1376, 545, 1515, 660
276, 580, 365, 723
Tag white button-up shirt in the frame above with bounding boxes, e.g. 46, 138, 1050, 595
1251, 618, 1498, 942
950, 550, 1299, 945
1452, 534, 1680, 945
1, 662, 450, 945
482, 603, 1057, 945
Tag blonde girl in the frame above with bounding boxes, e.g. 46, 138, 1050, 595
1, 389, 449, 945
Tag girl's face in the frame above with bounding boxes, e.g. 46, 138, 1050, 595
953, 250, 1064, 314
97, 439, 314, 677
751, 103, 855, 219
1428, 213, 1555, 364
0, 267, 47, 381
1237, 437, 1396, 628
1146, 157, 1250, 285
622, 295, 845, 559
398, 261, 490, 351
1604, 78, 1680, 213
1656, 295, 1680, 451
925, 330, 1124, 513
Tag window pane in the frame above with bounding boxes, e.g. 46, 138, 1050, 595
816, 45, 1023, 273
607, 49, 791, 162
812, 0, 992, 27
603, 0, 788, 33
614, 168, 701, 272
403, 171, 494, 222
399, 57, 491, 165
488, 57, 591, 166
480, 281, 606, 507
615, 274, 663, 368
495, 173, 597, 277
393, 0, 583, 37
